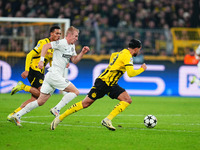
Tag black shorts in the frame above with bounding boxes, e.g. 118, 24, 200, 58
27, 67, 44, 89
88, 78, 125, 100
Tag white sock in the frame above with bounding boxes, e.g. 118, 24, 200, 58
54, 92, 77, 111
14, 101, 39, 118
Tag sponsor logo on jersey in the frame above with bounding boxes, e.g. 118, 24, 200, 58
91, 92, 97, 98
39, 79, 43, 84
62, 54, 71, 58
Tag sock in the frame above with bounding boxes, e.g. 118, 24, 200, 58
21, 84, 26, 90
13, 107, 22, 114
59, 101, 83, 121
54, 92, 77, 111
24, 85, 31, 92
106, 101, 130, 120
14, 101, 39, 118
9, 107, 22, 116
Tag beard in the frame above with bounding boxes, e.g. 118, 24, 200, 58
133, 53, 138, 57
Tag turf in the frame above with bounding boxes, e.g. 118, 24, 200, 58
0, 94, 199, 150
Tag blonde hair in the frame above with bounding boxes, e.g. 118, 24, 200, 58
66, 26, 79, 36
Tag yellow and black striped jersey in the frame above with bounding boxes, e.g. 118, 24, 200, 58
98, 49, 134, 86
25, 38, 54, 74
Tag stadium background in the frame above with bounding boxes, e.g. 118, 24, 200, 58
0, 0, 200, 97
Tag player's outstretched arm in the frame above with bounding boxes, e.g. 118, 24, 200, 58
126, 63, 147, 77
22, 50, 38, 79
38, 43, 52, 69
141, 63, 147, 71
71, 46, 90, 64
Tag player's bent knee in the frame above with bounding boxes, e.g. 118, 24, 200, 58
122, 97, 132, 104
126, 98, 132, 104
37, 96, 49, 106
74, 90, 79, 96
118, 93, 132, 104
70, 90, 79, 96
37, 101, 45, 106
124, 94, 132, 104
82, 100, 94, 108
70, 88, 79, 96
82, 102, 90, 108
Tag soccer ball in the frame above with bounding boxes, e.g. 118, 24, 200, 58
144, 115, 157, 128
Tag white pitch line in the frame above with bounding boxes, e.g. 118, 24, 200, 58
2, 120, 200, 133
21, 120, 103, 128
17, 120, 200, 133
171, 123, 200, 126
3, 119, 200, 126
22, 114, 200, 118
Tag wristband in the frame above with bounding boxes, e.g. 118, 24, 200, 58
40, 56, 45, 61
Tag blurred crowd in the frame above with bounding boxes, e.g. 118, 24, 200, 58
1, 0, 198, 28
0, 0, 199, 56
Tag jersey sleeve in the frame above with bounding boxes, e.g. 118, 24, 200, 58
123, 53, 133, 67
51, 40, 60, 50
25, 50, 37, 71
123, 53, 144, 77
25, 40, 44, 71
33, 40, 44, 54
72, 45, 77, 56
126, 65, 144, 77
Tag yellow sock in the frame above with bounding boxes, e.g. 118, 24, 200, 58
9, 107, 22, 116
24, 85, 31, 92
21, 84, 26, 90
107, 101, 130, 120
59, 101, 83, 121
14, 107, 22, 113
9, 112, 15, 116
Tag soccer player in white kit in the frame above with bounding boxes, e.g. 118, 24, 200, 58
12, 26, 90, 126
191, 45, 200, 86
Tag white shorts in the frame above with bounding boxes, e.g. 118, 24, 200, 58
41, 71, 71, 95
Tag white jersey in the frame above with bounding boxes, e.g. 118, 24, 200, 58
195, 45, 200, 73
48, 38, 77, 75
196, 45, 200, 55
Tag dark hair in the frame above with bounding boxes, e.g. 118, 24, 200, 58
50, 26, 60, 33
128, 39, 142, 49
189, 48, 194, 52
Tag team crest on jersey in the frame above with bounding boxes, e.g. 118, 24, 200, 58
39, 79, 43, 84
71, 47, 74, 52
55, 41, 59, 45
65, 79, 69, 83
91, 92, 97, 98
130, 57, 133, 64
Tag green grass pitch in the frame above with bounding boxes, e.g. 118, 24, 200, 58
0, 94, 200, 150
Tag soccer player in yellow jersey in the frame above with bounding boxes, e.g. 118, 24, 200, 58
7, 26, 61, 121
51, 39, 147, 131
